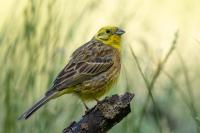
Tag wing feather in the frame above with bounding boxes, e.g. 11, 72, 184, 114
45, 40, 114, 95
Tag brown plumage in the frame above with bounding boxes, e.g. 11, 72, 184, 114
18, 26, 125, 120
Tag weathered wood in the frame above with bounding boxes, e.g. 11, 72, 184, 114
63, 92, 134, 133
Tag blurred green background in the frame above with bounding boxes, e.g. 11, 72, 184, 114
0, 0, 200, 133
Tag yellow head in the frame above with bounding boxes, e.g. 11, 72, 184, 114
93, 26, 125, 49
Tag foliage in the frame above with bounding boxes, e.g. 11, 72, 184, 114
0, 0, 199, 133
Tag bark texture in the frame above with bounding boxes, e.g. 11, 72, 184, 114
63, 92, 134, 133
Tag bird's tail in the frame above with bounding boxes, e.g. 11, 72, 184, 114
18, 95, 52, 120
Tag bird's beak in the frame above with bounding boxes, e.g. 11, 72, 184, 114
115, 28, 125, 35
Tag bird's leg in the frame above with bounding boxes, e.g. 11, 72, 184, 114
83, 102, 89, 110
93, 97, 100, 104
82, 101, 90, 114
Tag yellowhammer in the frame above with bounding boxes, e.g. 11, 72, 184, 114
18, 26, 125, 120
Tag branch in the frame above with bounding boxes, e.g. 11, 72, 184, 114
63, 92, 134, 133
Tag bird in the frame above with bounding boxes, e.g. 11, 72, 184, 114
18, 26, 125, 120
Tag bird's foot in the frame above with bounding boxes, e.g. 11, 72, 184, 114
94, 97, 100, 104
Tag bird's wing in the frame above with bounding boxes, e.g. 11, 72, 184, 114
45, 40, 114, 95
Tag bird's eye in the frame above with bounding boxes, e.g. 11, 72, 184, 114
106, 30, 111, 33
